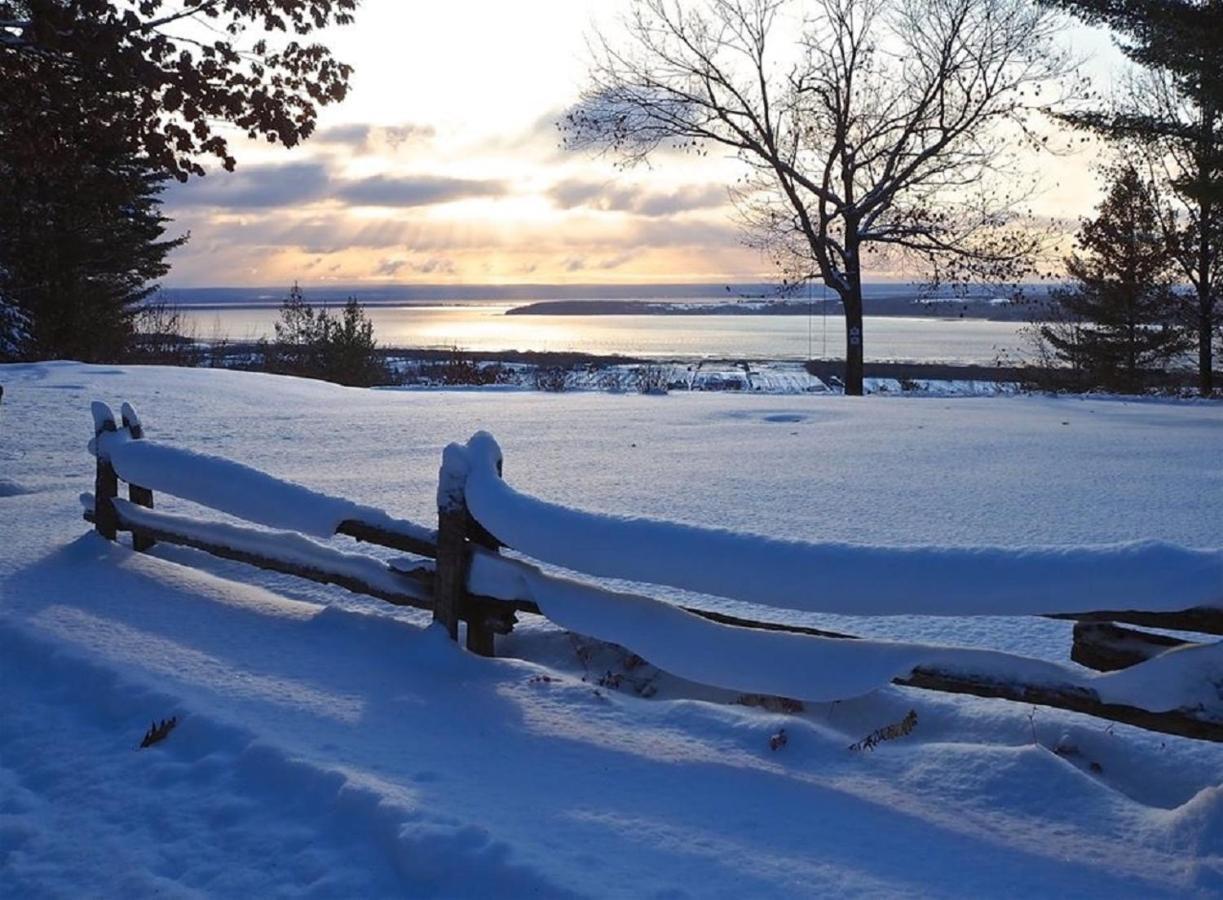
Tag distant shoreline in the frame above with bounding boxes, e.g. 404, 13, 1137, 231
504, 298, 1034, 321
171, 298, 1036, 322
161, 281, 1051, 323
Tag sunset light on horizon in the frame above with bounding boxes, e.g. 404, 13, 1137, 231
161, 0, 1124, 289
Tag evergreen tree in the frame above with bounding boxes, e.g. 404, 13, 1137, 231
0, 293, 29, 361
265, 285, 385, 386
323, 299, 383, 387
1040, 0, 1223, 394
0, 54, 187, 361
1040, 166, 1190, 389
269, 282, 328, 376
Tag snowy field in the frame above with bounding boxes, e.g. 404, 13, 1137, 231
1, 361, 1221, 898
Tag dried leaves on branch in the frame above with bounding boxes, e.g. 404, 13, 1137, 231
0, 0, 356, 180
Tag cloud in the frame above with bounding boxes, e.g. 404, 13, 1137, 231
557, 251, 640, 273
374, 257, 407, 276
410, 256, 457, 275
548, 179, 728, 217
313, 123, 372, 147
335, 175, 506, 208
372, 256, 454, 277
312, 122, 436, 153
164, 163, 504, 213
166, 162, 331, 209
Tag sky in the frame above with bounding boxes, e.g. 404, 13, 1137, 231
161, 0, 1129, 289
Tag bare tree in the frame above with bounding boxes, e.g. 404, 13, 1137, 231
564, 0, 1070, 394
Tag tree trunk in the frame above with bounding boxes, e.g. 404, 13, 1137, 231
841, 249, 865, 396
1199, 299, 1214, 396
1196, 141, 1214, 396
843, 294, 865, 396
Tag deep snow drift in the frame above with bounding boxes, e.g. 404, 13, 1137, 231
1, 362, 1221, 898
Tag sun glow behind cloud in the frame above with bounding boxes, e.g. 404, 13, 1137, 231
161, 0, 1129, 288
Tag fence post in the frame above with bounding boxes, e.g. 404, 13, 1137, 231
434, 444, 469, 644
462, 446, 504, 657
120, 402, 155, 551
91, 402, 118, 541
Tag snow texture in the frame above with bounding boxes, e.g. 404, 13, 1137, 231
460, 432, 1222, 617
1, 363, 1220, 897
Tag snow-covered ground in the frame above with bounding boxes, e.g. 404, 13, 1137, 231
1, 362, 1221, 898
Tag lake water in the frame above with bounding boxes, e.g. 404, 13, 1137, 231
181, 304, 1031, 363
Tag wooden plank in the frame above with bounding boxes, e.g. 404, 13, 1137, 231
336, 519, 438, 559
92, 403, 118, 541
107, 507, 432, 611
897, 667, 1222, 742
679, 607, 855, 640
1071, 621, 1193, 672
434, 448, 469, 644
121, 403, 156, 552
1047, 608, 1223, 637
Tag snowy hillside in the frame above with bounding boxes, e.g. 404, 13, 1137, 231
1, 362, 1221, 897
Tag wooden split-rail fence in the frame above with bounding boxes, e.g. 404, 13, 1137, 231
85, 401, 1223, 742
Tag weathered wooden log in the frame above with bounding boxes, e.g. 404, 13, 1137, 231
897, 666, 1221, 742
91, 402, 118, 541
92, 505, 432, 610
1047, 608, 1223, 637
434, 446, 470, 646
1071, 621, 1193, 672
460, 452, 506, 657
120, 403, 156, 552
678, 607, 856, 640
335, 519, 438, 559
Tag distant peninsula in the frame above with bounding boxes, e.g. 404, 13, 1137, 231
505, 295, 1041, 322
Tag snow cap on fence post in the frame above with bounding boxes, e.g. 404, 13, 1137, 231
437, 441, 471, 514
90, 401, 116, 438
465, 431, 503, 478
119, 402, 143, 438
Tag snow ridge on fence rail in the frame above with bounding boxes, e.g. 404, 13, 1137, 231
468, 550, 1223, 715
457, 432, 1223, 618
91, 403, 434, 547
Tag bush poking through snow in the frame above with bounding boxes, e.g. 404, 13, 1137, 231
635, 364, 672, 395
849, 710, 918, 752
139, 716, 178, 749
737, 694, 805, 714
532, 366, 570, 392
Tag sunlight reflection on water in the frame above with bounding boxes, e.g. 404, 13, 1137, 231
182, 304, 1030, 363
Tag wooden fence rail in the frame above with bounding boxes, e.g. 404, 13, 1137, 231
84, 401, 1223, 742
